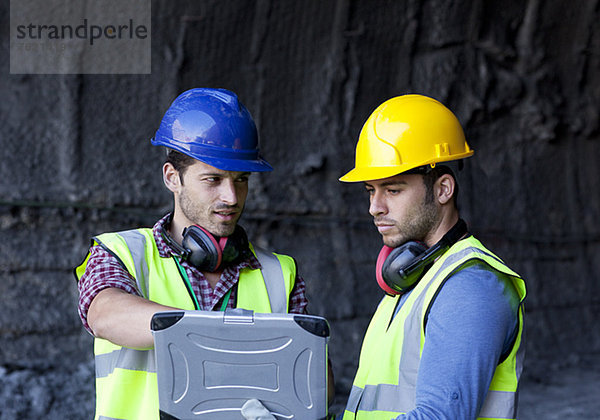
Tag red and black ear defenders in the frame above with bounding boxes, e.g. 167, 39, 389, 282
375, 219, 468, 295
162, 224, 250, 272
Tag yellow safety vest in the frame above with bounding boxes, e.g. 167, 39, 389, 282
75, 228, 297, 420
344, 236, 526, 420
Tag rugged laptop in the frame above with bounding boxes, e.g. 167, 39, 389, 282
151, 308, 330, 419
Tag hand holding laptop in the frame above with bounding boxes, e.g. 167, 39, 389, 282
241, 399, 276, 420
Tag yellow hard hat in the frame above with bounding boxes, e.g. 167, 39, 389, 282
339, 94, 474, 182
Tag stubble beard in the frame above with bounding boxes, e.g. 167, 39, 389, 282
178, 193, 240, 237
383, 198, 439, 248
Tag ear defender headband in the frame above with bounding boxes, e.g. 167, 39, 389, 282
162, 224, 249, 272
376, 219, 468, 295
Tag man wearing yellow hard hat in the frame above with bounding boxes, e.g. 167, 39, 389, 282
339, 94, 526, 419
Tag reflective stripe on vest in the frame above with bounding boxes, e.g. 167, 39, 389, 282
95, 348, 155, 378
248, 246, 288, 314
77, 228, 297, 420
344, 237, 526, 420
114, 230, 151, 299
346, 385, 518, 418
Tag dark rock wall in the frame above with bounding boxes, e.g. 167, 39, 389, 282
1, 0, 599, 417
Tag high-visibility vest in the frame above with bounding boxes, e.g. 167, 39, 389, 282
75, 228, 297, 420
344, 236, 526, 420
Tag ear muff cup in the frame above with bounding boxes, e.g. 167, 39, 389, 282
181, 225, 250, 272
379, 241, 428, 295
376, 219, 469, 295
182, 225, 222, 271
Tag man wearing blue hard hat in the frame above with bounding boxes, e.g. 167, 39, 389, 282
75, 88, 328, 419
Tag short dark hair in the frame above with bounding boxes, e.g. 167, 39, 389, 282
165, 148, 196, 183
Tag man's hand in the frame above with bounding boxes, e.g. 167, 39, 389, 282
240, 399, 276, 420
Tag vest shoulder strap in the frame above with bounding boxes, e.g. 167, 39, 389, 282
94, 228, 155, 299
252, 246, 292, 313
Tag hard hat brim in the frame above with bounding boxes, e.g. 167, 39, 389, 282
196, 156, 273, 172
339, 166, 408, 183
339, 151, 474, 183
152, 137, 273, 172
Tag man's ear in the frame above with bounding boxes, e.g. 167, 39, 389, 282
435, 173, 455, 205
163, 162, 181, 194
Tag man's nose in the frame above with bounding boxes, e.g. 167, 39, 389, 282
219, 179, 238, 205
369, 191, 387, 217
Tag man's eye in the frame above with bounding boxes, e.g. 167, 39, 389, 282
236, 176, 249, 183
365, 189, 374, 195
387, 189, 400, 195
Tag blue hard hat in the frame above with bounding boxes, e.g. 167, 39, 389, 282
151, 88, 273, 172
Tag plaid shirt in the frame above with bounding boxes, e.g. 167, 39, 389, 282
77, 214, 308, 334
